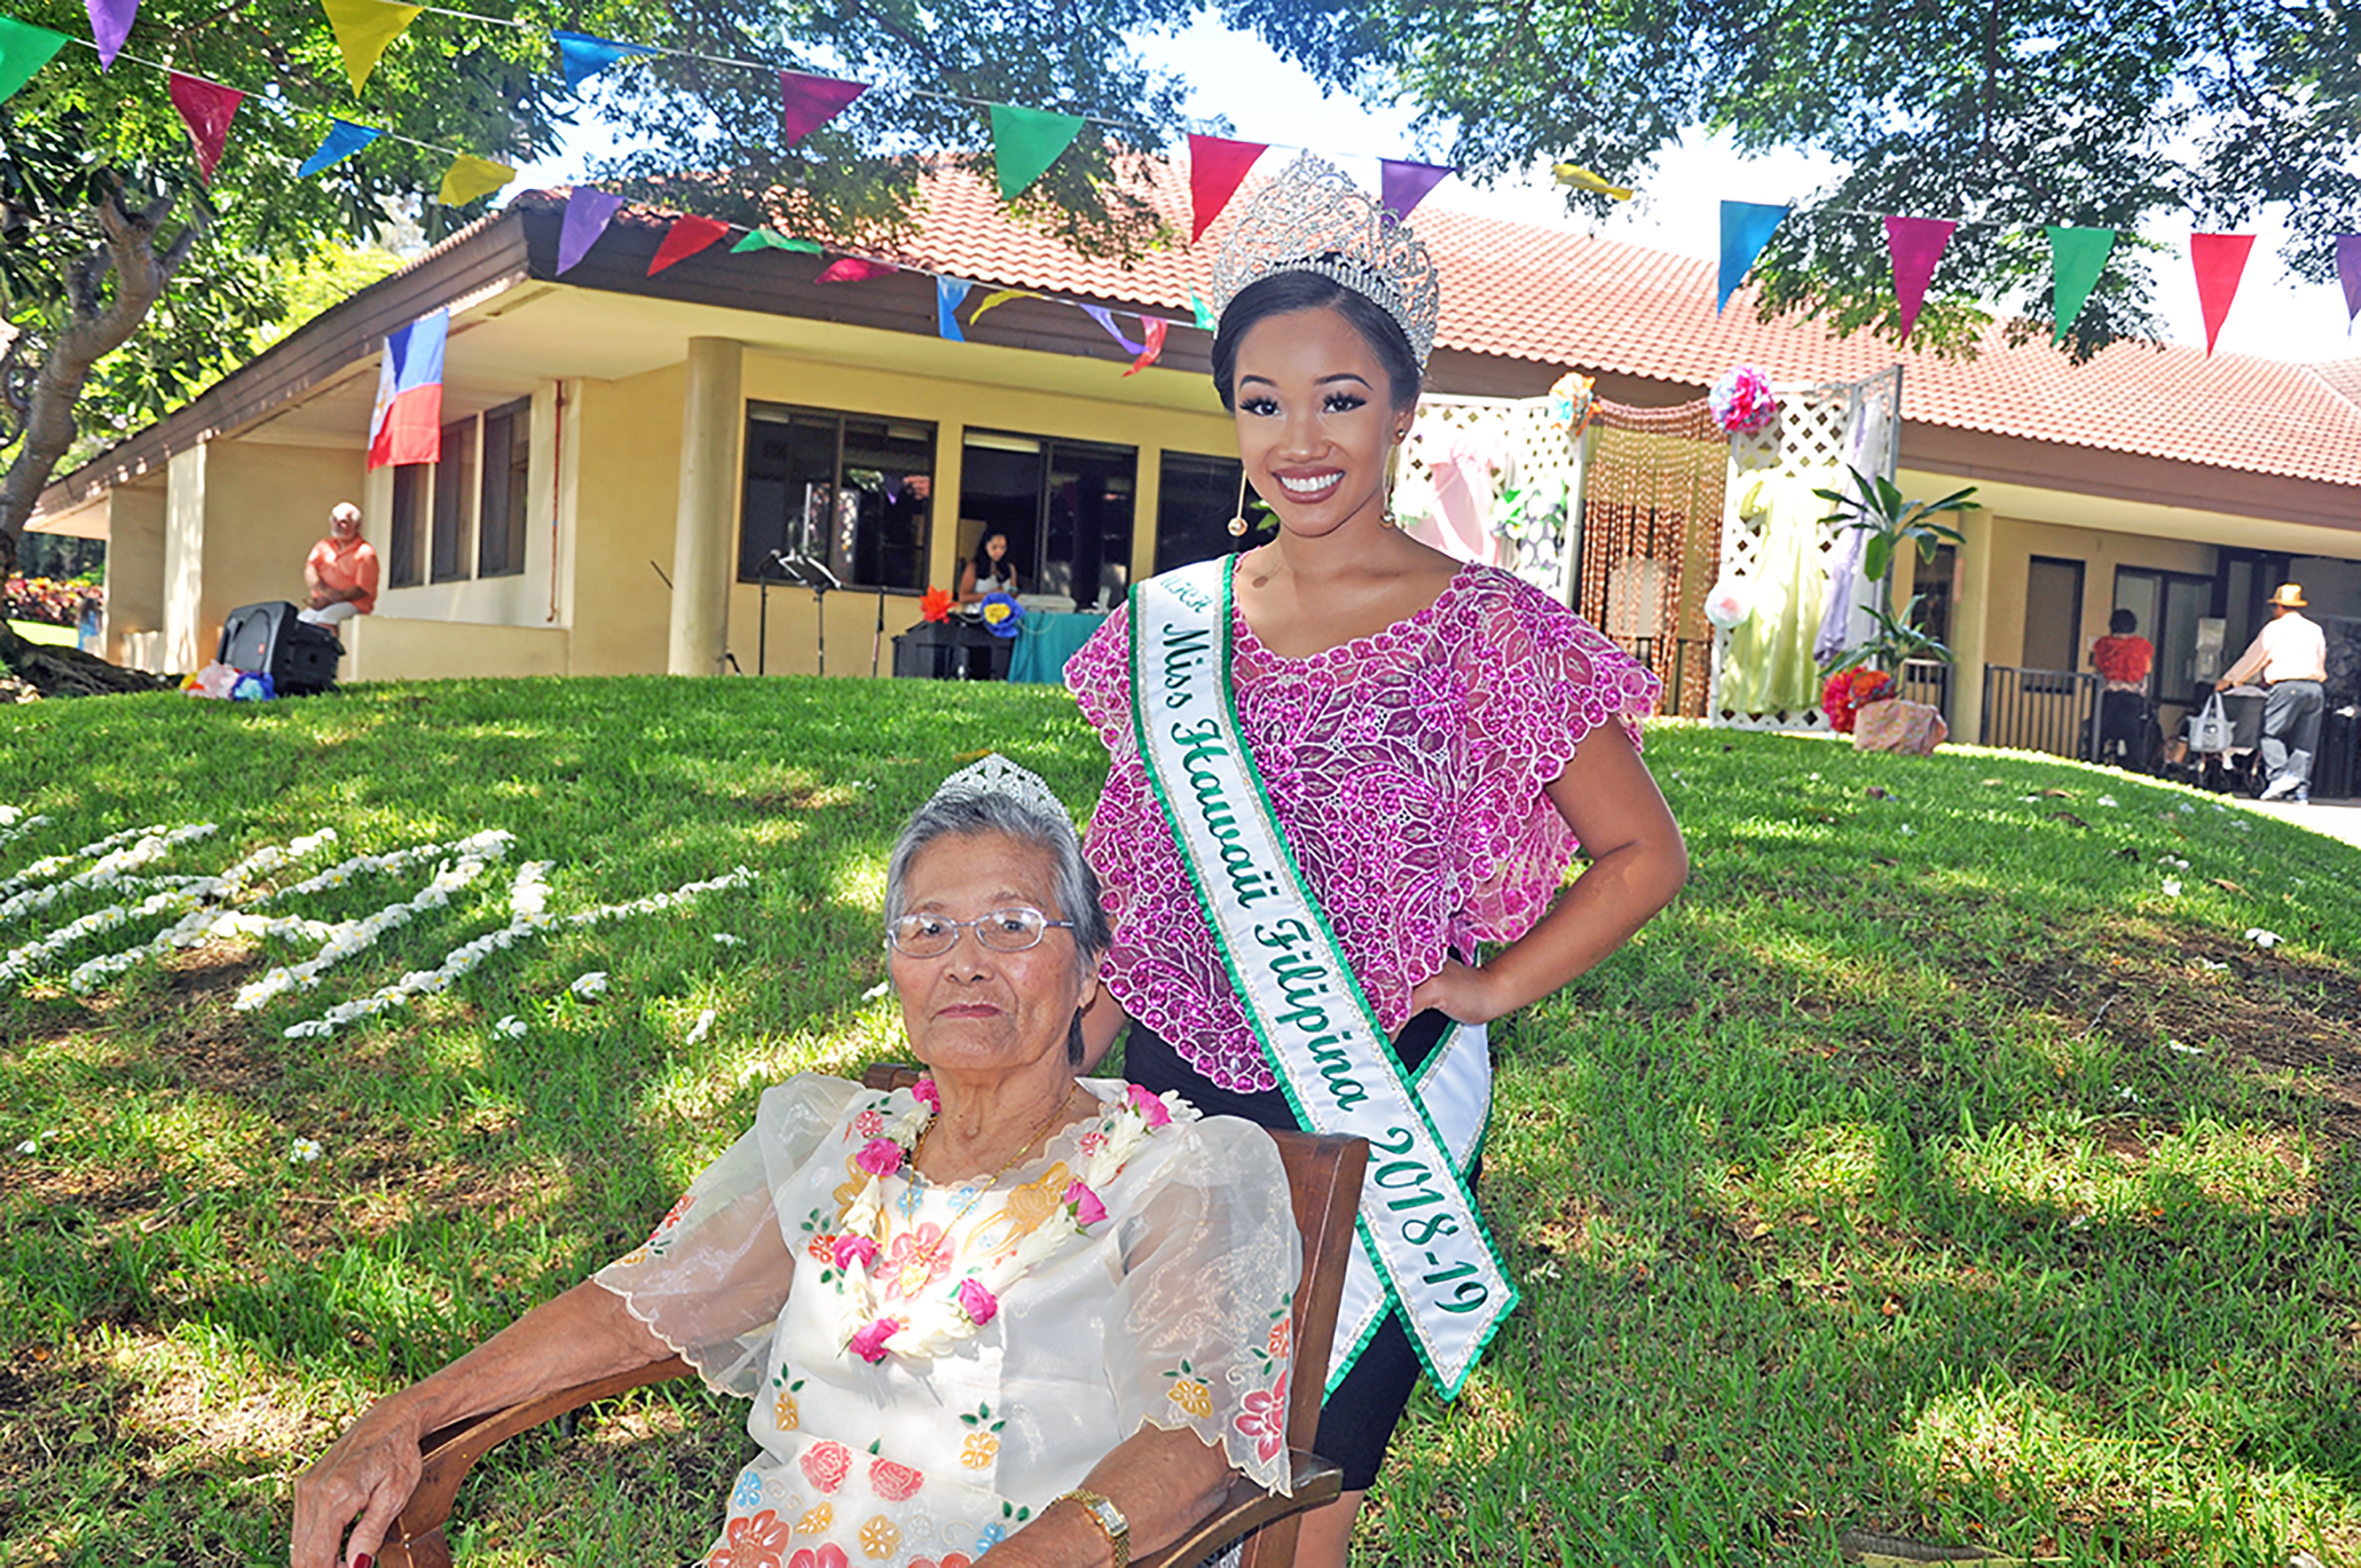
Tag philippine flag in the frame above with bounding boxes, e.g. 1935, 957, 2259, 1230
367, 309, 449, 469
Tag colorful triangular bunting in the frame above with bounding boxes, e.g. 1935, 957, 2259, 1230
297, 118, 381, 178
2047, 225, 2117, 343
1379, 158, 1452, 221
0, 16, 69, 103
729, 229, 821, 254
1550, 161, 1633, 201
1882, 214, 1955, 343
1079, 303, 1150, 356
2340, 235, 2361, 334
649, 214, 731, 274
85, 0, 135, 71
1187, 134, 1266, 242
1718, 202, 1789, 313
780, 73, 866, 146
553, 30, 653, 91
2189, 232, 2256, 356
439, 153, 514, 208
937, 276, 973, 341
1121, 317, 1168, 377
968, 287, 1037, 324
167, 73, 242, 182
989, 103, 1084, 202
320, 0, 422, 95
1190, 291, 1215, 331
817, 258, 894, 282
556, 187, 628, 274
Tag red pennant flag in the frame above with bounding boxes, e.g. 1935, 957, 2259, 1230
1121, 317, 1168, 377
167, 73, 242, 182
780, 73, 866, 146
1882, 215, 1956, 343
1187, 134, 1266, 243
816, 257, 894, 283
648, 214, 732, 275
2190, 232, 2256, 356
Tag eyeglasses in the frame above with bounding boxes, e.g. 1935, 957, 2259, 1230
886, 907, 1076, 958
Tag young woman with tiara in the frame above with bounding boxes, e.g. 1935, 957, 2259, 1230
1063, 153, 1689, 1563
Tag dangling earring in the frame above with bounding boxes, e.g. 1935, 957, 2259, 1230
1226, 468, 1249, 538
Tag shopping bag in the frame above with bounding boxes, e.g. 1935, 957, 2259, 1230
2184, 693, 2233, 753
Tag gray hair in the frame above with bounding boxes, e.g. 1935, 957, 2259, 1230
883, 786, 1112, 980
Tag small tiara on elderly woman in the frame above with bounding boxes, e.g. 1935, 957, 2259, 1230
1208, 151, 1443, 371
932, 754, 1070, 823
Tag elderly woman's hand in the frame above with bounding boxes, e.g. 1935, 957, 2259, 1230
291, 1391, 430, 1568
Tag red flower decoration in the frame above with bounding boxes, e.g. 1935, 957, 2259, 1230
1233, 1371, 1290, 1463
921, 587, 953, 623
1821, 668, 1896, 734
706, 1508, 793, 1568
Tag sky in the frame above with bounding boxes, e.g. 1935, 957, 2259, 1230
515, 10, 2359, 366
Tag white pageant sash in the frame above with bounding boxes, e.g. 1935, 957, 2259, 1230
1127, 558, 1516, 1401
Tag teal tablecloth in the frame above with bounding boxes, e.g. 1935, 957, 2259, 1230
1007, 610, 1111, 685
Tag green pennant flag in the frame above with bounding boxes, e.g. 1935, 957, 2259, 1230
730, 229, 822, 254
2047, 225, 2117, 343
1189, 290, 1216, 331
0, 16, 69, 104
989, 102, 1084, 202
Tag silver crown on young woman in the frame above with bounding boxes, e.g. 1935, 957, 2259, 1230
1208, 152, 1442, 371
931, 754, 1069, 822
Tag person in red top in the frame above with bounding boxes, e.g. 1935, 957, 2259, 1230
299, 503, 379, 627
2090, 607, 2156, 770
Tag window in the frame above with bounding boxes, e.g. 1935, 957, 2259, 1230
2023, 555, 2086, 682
429, 416, 476, 582
1154, 452, 1258, 575
477, 398, 530, 578
740, 405, 936, 590
958, 432, 1137, 611
2114, 566, 2214, 704
388, 464, 426, 588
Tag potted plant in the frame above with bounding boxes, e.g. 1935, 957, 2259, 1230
1812, 466, 1975, 732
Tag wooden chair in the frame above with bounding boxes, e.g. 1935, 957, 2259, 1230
381, 1066, 1367, 1568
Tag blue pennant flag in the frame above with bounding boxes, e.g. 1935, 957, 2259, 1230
937, 275, 973, 341
1719, 201, 1791, 313
554, 30, 654, 91
298, 119, 382, 178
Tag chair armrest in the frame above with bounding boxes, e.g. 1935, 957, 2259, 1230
1132, 1450, 1344, 1568
378, 1355, 695, 1568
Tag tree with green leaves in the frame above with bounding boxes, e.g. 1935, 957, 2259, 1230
1254, 0, 2361, 361
0, 0, 1225, 690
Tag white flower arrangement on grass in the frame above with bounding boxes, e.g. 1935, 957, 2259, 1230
0, 823, 220, 927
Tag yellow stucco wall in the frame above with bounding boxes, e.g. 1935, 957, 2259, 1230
99, 483, 166, 664
365, 383, 567, 633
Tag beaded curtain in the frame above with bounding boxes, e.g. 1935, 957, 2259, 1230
1574, 398, 1725, 719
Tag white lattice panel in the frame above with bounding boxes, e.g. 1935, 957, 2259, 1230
1391, 394, 1582, 601
1708, 367, 1904, 731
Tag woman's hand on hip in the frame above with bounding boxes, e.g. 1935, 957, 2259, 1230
1409, 958, 1511, 1025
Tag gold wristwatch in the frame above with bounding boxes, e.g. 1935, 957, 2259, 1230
1057, 1486, 1130, 1568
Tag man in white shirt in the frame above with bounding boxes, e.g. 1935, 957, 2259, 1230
2215, 582, 2329, 803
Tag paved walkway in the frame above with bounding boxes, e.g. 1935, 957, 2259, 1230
2241, 795, 2361, 850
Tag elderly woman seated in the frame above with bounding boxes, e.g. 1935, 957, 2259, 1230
293, 756, 1300, 1568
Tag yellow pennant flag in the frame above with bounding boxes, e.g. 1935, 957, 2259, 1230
967, 286, 1039, 324
439, 153, 513, 207
321, 0, 424, 95
1550, 160, 1634, 201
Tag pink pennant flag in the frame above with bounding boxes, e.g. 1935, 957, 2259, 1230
167, 73, 243, 182
556, 187, 628, 274
779, 73, 866, 146
86, 0, 135, 70
649, 214, 732, 275
1379, 158, 1452, 221
1187, 134, 1266, 242
2190, 232, 2256, 356
1882, 215, 1956, 343
816, 257, 894, 283
2339, 234, 2361, 332
1121, 317, 1168, 377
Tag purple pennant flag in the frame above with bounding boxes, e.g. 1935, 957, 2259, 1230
556, 187, 628, 275
779, 73, 866, 146
86, 0, 136, 69
1379, 159, 1452, 221
2340, 235, 2361, 332
1078, 303, 1148, 355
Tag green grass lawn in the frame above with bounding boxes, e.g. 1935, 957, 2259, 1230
3, 678, 2357, 1567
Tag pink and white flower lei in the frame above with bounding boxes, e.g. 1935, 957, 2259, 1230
826, 1079, 1195, 1363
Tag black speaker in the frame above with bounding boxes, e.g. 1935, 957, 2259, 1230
216, 601, 343, 694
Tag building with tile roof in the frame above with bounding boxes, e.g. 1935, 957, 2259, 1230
28, 172, 2360, 785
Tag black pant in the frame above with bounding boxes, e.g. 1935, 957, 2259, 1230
1124, 1011, 1458, 1491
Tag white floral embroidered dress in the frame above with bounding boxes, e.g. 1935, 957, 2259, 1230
596, 1074, 1299, 1568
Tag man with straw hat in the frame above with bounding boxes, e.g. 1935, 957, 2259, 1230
2216, 583, 2329, 803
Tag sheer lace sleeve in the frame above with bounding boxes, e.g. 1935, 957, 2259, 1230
593, 1074, 861, 1397
1064, 599, 1137, 747
1107, 1117, 1302, 1495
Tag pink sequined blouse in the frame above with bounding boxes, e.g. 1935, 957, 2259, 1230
1066, 560, 1662, 1094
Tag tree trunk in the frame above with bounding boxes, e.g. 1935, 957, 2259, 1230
0, 190, 196, 696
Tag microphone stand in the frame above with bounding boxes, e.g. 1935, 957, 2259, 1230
871, 584, 888, 679
757, 550, 791, 677
780, 555, 842, 677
